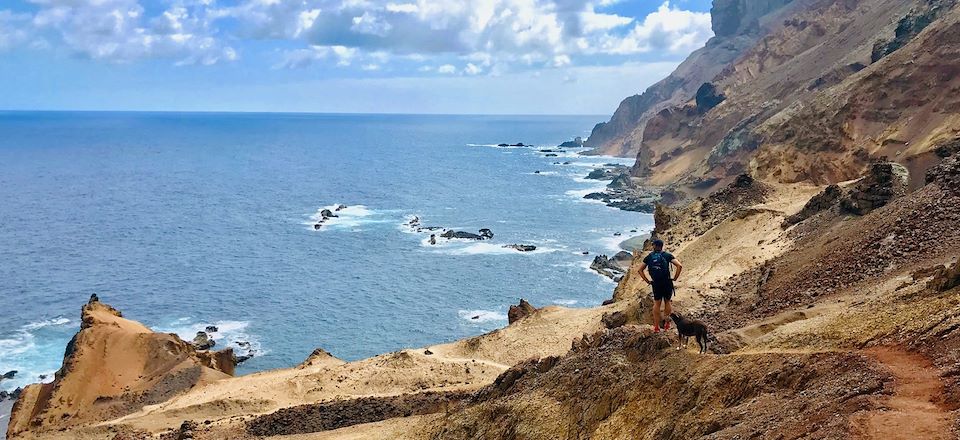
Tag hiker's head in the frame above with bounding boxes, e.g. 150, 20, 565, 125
652, 239, 664, 251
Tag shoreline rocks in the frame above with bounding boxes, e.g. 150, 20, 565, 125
558, 137, 584, 148
192, 331, 216, 350
589, 251, 633, 281
503, 244, 537, 252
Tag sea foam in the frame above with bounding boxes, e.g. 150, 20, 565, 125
457, 309, 507, 323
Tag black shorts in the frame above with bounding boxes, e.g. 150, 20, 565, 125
652, 280, 674, 301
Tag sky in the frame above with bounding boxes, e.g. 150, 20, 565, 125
0, 0, 715, 114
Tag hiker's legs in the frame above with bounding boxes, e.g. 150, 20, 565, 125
652, 299, 662, 330
662, 300, 673, 329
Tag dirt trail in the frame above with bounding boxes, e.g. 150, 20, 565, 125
853, 347, 952, 440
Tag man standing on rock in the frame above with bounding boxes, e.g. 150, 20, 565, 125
637, 239, 682, 333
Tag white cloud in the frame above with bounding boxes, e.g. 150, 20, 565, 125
579, 11, 632, 32
21, 0, 236, 64
385, 3, 418, 13
277, 44, 358, 68
463, 62, 482, 75
437, 63, 456, 74
350, 11, 392, 36
1, 0, 713, 69
598, 2, 712, 54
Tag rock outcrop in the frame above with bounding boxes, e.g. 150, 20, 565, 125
298, 348, 346, 369
507, 299, 537, 324
7, 297, 237, 438
783, 184, 842, 227
839, 162, 909, 215
590, 252, 633, 281
502, 244, 537, 252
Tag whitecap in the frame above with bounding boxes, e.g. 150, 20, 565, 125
564, 186, 608, 205
157, 319, 266, 359
22, 317, 71, 331
432, 241, 563, 256
457, 310, 507, 323
0, 317, 74, 392
305, 204, 394, 231
553, 299, 578, 306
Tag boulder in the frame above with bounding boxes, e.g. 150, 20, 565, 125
2, 370, 16, 380
497, 143, 509, 147
503, 244, 537, 252
320, 209, 337, 219
508, 299, 537, 324
607, 173, 635, 190
545, 153, 558, 157
479, 229, 494, 239
336, 204, 347, 211
205, 325, 219, 333
192, 331, 216, 350
601, 311, 628, 329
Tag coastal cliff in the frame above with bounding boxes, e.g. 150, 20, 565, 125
7, 297, 236, 438
583, 0, 795, 157
588, 0, 960, 201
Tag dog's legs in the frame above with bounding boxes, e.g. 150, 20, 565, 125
697, 334, 705, 354
677, 333, 682, 351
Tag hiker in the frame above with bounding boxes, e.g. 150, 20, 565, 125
637, 239, 682, 333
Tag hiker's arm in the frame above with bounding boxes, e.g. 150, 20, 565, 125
637, 263, 651, 284
671, 259, 683, 281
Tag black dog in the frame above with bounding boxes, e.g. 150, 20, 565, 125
669, 313, 709, 354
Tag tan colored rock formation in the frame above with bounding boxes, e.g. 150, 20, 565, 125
7, 298, 235, 438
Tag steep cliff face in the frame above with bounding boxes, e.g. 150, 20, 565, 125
6, 298, 235, 438
610, 0, 960, 195
583, 0, 795, 157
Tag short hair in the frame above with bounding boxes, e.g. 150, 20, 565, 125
652, 239, 664, 249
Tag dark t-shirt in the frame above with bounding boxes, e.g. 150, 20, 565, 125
643, 251, 674, 282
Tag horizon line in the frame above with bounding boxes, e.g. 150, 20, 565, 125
0, 109, 610, 118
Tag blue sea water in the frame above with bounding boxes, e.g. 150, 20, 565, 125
0, 112, 652, 394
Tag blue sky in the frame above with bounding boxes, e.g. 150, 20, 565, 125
0, 0, 714, 114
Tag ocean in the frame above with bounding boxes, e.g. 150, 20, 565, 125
0, 112, 652, 395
